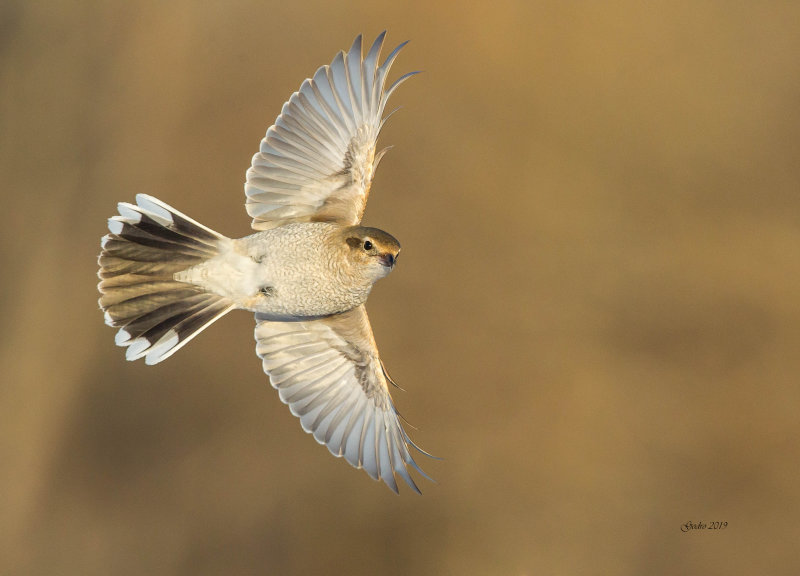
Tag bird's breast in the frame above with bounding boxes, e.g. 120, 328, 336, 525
230, 226, 372, 318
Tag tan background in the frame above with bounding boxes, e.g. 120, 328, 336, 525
2, 1, 800, 574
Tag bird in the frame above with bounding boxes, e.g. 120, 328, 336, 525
96, 32, 433, 494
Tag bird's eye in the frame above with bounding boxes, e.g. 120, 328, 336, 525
363, 240, 373, 251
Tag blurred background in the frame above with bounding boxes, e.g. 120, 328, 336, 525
2, 1, 800, 574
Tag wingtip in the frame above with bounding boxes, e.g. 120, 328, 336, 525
411, 440, 444, 462
349, 33, 363, 55
407, 474, 423, 495
381, 40, 409, 69
372, 30, 387, 49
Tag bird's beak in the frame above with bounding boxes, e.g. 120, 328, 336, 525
379, 253, 396, 268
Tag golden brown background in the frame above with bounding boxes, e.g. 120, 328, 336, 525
2, 1, 799, 574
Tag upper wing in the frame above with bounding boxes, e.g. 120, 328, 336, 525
254, 305, 431, 493
245, 32, 417, 229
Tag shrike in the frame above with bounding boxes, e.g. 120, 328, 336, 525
97, 32, 432, 493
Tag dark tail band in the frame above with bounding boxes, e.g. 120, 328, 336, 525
98, 195, 235, 365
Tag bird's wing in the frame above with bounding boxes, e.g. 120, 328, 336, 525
254, 305, 430, 493
245, 32, 416, 229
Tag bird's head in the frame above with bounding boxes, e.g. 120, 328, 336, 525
341, 226, 401, 282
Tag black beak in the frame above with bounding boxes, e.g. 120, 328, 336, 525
380, 253, 396, 268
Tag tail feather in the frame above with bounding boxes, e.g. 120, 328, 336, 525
106, 213, 218, 256
103, 289, 207, 326
98, 254, 193, 277
100, 236, 206, 262
117, 296, 234, 364
98, 279, 190, 308
98, 194, 236, 365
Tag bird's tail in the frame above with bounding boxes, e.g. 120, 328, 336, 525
97, 194, 237, 365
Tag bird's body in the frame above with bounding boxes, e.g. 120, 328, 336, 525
97, 32, 432, 493
175, 223, 397, 319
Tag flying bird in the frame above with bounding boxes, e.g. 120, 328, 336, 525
97, 32, 432, 493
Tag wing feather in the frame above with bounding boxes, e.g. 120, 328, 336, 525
245, 32, 414, 229
254, 305, 430, 493
325, 387, 360, 450
378, 419, 396, 492
343, 398, 367, 468
360, 407, 378, 479
346, 35, 364, 125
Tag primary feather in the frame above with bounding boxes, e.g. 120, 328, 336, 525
245, 32, 418, 229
